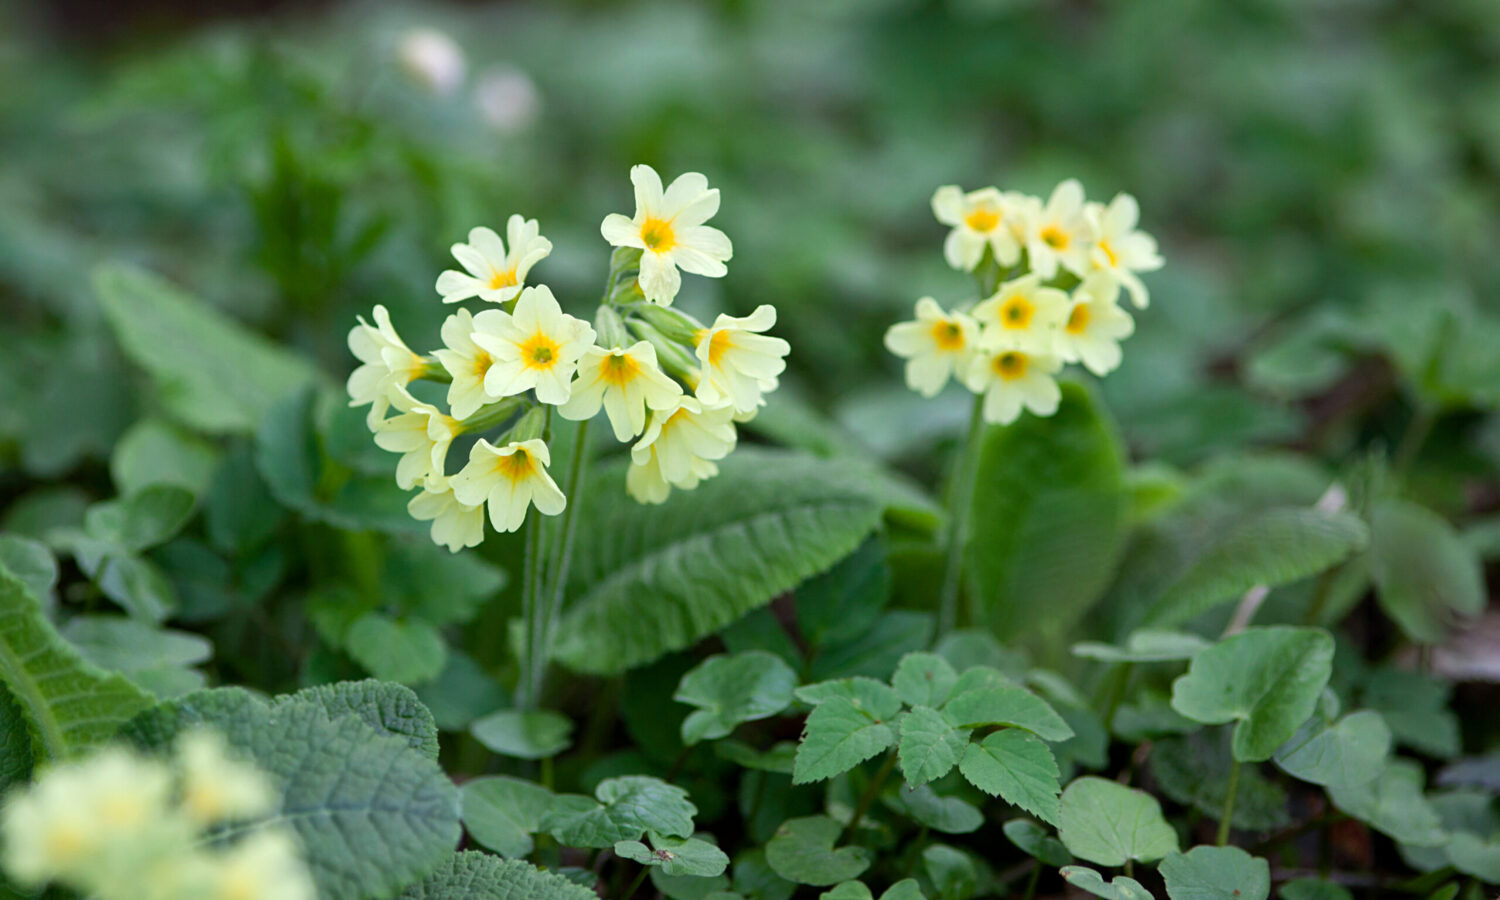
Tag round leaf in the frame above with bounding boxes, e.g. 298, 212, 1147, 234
1058, 776, 1179, 866
674, 651, 799, 745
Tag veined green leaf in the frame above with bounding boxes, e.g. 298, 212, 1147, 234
1058, 776, 1179, 866
891, 652, 959, 709
793, 697, 896, 784
1274, 710, 1390, 790
616, 832, 730, 877
897, 705, 967, 786
940, 681, 1073, 741
461, 776, 554, 859
398, 852, 597, 899
674, 650, 799, 746
958, 729, 1062, 824
1059, 867, 1152, 900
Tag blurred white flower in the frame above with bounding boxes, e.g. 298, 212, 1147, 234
347, 305, 427, 427
1086, 193, 1164, 308
373, 385, 459, 490
882, 297, 979, 398
971, 273, 1069, 353
627, 398, 736, 504
1020, 179, 1093, 280
408, 481, 486, 552
177, 729, 276, 827
1056, 273, 1135, 376
474, 65, 540, 133
964, 342, 1063, 425
931, 185, 1023, 271
397, 28, 467, 96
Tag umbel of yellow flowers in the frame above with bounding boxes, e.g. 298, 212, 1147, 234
346, 165, 790, 552
0, 730, 313, 900
885, 180, 1161, 425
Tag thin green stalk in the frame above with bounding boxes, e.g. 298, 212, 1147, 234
621, 867, 649, 900
518, 507, 542, 710
842, 751, 899, 840
936, 394, 986, 638
1022, 861, 1041, 900
1101, 662, 1134, 734
1393, 404, 1436, 483
533, 418, 591, 703
1218, 757, 1241, 846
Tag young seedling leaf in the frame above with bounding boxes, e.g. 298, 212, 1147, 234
796, 677, 902, 717
1059, 866, 1153, 900
1002, 819, 1073, 867
891, 652, 959, 708
471, 709, 574, 760
1327, 759, 1445, 847
461, 776, 554, 859
345, 612, 447, 686
793, 697, 897, 784
1274, 710, 1391, 790
882, 784, 983, 834
542, 776, 696, 848
941, 681, 1073, 741
616, 832, 730, 878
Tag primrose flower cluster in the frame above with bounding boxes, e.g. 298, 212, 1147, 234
1, 730, 312, 900
348, 165, 789, 552
885, 180, 1162, 425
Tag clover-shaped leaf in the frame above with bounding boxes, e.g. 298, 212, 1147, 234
674, 651, 799, 745
1058, 776, 1179, 866
541, 776, 696, 848
765, 816, 872, 886
616, 832, 730, 878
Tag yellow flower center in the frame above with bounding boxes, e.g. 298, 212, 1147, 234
964, 207, 1000, 232
495, 448, 536, 482
1097, 238, 1119, 268
601, 351, 640, 386
641, 217, 675, 251
520, 333, 560, 370
100, 793, 149, 828
993, 351, 1028, 380
1066, 304, 1090, 334
999, 296, 1034, 329
1040, 225, 1070, 250
472, 349, 493, 379
929, 320, 966, 351
43, 824, 88, 863
488, 268, 518, 291
707, 330, 735, 367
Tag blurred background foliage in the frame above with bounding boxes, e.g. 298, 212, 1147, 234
2, 0, 1499, 710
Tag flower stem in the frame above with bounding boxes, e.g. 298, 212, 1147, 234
1218, 757, 1241, 846
936, 393, 986, 638
842, 750, 899, 840
621, 867, 649, 900
532, 416, 591, 707
518, 505, 541, 710
1022, 861, 1041, 900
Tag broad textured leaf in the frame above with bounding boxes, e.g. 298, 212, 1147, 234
461, 776, 554, 858
1160, 846, 1271, 900
1144, 508, 1368, 628
124, 686, 460, 897
881, 784, 983, 834
471, 709, 574, 760
1151, 730, 1290, 831
616, 833, 730, 877
1274, 710, 1390, 790
1059, 867, 1152, 900
398, 852, 597, 899
1328, 759, 1445, 846
1369, 499, 1486, 643
554, 450, 885, 674
1072, 629, 1210, 663
958, 729, 1062, 824
793, 697, 896, 784
795, 678, 901, 717
891, 652, 959, 709
0, 562, 153, 761
940, 682, 1073, 741
766, 816, 872, 886
1170, 627, 1334, 762
1058, 776, 1179, 866
290, 679, 441, 759
1003, 819, 1073, 867
897, 705, 968, 786
541, 776, 696, 848
0, 684, 34, 792
966, 384, 1127, 643
94, 263, 317, 433
346, 612, 448, 685
674, 651, 799, 745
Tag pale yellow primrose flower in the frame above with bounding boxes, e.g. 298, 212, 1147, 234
1021, 179, 1093, 280
600, 165, 732, 305
558, 341, 683, 441
693, 305, 790, 414
346, 305, 427, 427
433, 307, 499, 420
964, 340, 1063, 426
408, 481, 486, 552
473, 285, 596, 405
176, 729, 276, 827
627, 398, 736, 504
931, 185, 1022, 271
206, 830, 316, 900
882, 297, 979, 398
435, 216, 552, 305
1086, 193, 1163, 308
373, 385, 459, 490
1057, 273, 1136, 376
449, 438, 566, 533
971, 273, 1069, 353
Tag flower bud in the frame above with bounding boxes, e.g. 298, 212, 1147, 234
627, 319, 700, 388
634, 303, 703, 346
504, 405, 548, 444
594, 306, 631, 349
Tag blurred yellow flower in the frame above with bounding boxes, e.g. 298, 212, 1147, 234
407, 481, 486, 552
971, 273, 1069, 353
883, 297, 979, 398
346, 305, 426, 427
1057, 274, 1136, 376
931, 185, 1023, 271
964, 340, 1063, 425
1086, 193, 1163, 308
1020, 179, 1093, 280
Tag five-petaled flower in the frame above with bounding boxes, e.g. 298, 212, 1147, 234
473, 285, 596, 404
449, 438, 567, 533
559, 341, 683, 441
883, 297, 979, 398
1086, 193, 1164, 308
346, 304, 427, 427
1020, 179, 1093, 280
627, 398, 736, 504
407, 482, 486, 552
693, 305, 790, 414
1056, 274, 1136, 376
971, 273, 1070, 353
931, 185, 1023, 272
965, 339, 1064, 426
436, 216, 552, 305
600, 164, 732, 305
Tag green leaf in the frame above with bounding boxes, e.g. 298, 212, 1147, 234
416, 650, 507, 732
397, 852, 597, 899
821, 883, 873, 900
715, 739, 797, 774
0, 535, 57, 601
1361, 668, 1460, 758
616, 832, 730, 877
541, 776, 696, 848
1151, 729, 1290, 831
808, 610, 933, 682
111, 417, 220, 497
797, 538, 890, 651
291, 679, 442, 759
940, 681, 1073, 741
1059, 867, 1153, 900
460, 776, 554, 858
880, 880, 926, 900
732, 847, 796, 900
898, 705, 968, 786
796, 677, 902, 717
765, 816, 873, 886
881, 784, 983, 834
891, 652, 959, 709
0, 684, 34, 793
793, 697, 897, 784
1003, 818, 1073, 867
124, 686, 460, 897
1369, 499, 1486, 643
1143, 508, 1368, 628
471, 709, 574, 760
1446, 832, 1500, 883
1160, 846, 1271, 900
1058, 776, 1180, 866
345, 612, 448, 685
674, 651, 799, 745
94, 263, 317, 434
958, 729, 1062, 824
920, 844, 977, 900
1170, 627, 1334, 762
1328, 759, 1445, 846
1274, 710, 1390, 790
85, 484, 196, 553
0, 561, 154, 761
61, 615, 211, 698
1278, 879, 1353, 900
554, 449, 885, 674
1072, 629, 1211, 663
966, 383, 1128, 644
